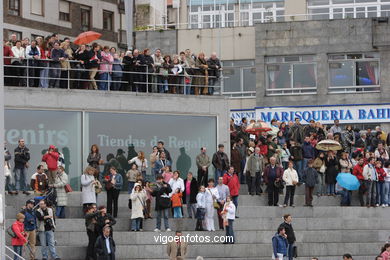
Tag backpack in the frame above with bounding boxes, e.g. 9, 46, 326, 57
6, 225, 16, 238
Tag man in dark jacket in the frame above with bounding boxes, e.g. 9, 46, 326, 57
207, 52, 221, 95
302, 159, 318, 206
288, 118, 304, 144
95, 226, 116, 260
21, 199, 37, 260
212, 144, 230, 184
279, 214, 296, 260
157, 140, 172, 162
183, 172, 198, 219
263, 157, 283, 206
151, 175, 172, 232
290, 140, 304, 182
302, 136, 316, 175
14, 138, 31, 195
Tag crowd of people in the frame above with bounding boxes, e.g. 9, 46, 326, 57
3, 33, 223, 95
231, 117, 390, 207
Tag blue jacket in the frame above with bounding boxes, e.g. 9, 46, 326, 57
21, 208, 37, 231
272, 233, 288, 258
302, 142, 315, 159
112, 59, 123, 78
108, 174, 123, 190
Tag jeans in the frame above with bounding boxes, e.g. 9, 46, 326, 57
14, 167, 28, 191
186, 196, 197, 218
173, 207, 183, 218
365, 180, 377, 206
384, 181, 390, 205
98, 72, 111, 90
39, 230, 59, 259
56, 206, 65, 218
293, 160, 303, 181
340, 189, 351, 206
376, 181, 385, 205
214, 169, 225, 185
13, 245, 23, 260
302, 158, 311, 174
326, 184, 335, 195
225, 219, 235, 243
240, 159, 246, 184
131, 217, 142, 231
316, 173, 325, 195
156, 208, 170, 230
287, 243, 294, 260
159, 79, 169, 93
284, 186, 295, 206
111, 76, 121, 91
39, 64, 49, 88
49, 62, 61, 88
128, 181, 135, 194
6, 175, 14, 192
232, 196, 238, 213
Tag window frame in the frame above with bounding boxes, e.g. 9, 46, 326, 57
265, 55, 318, 96
328, 52, 380, 93
103, 10, 114, 31
8, 0, 21, 16
221, 60, 256, 98
59, 0, 70, 22
30, 0, 44, 16
80, 5, 92, 31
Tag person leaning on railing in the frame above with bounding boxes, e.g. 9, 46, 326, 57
11, 40, 26, 87
143, 48, 155, 93
59, 41, 73, 89
49, 41, 67, 88
86, 43, 101, 90
73, 44, 90, 89
170, 55, 183, 94
3, 40, 14, 86
194, 52, 209, 95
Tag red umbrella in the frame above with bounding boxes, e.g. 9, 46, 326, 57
74, 31, 102, 45
245, 121, 272, 135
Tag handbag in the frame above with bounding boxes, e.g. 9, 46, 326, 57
137, 196, 148, 217
274, 180, 284, 190
293, 245, 298, 258
95, 179, 102, 194
4, 165, 11, 177
64, 184, 73, 193
6, 226, 15, 238
208, 189, 220, 209
319, 164, 326, 174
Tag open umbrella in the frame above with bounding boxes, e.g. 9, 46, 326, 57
74, 31, 102, 45
316, 139, 342, 151
245, 121, 271, 135
336, 172, 360, 191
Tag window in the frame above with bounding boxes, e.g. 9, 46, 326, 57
328, 53, 380, 93
8, 0, 20, 16
103, 10, 114, 31
59, 0, 70, 21
266, 55, 317, 96
5, 30, 22, 41
81, 6, 91, 31
188, 2, 235, 29
221, 60, 256, 97
30, 0, 43, 16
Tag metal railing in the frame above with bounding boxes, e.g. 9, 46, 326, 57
266, 87, 317, 96
4, 245, 26, 260
4, 57, 225, 95
328, 85, 381, 94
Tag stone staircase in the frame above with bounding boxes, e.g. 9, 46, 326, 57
5, 185, 389, 260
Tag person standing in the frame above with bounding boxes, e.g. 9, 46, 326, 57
52, 165, 68, 218
230, 142, 242, 183
279, 214, 296, 260
104, 167, 123, 218
212, 144, 230, 183
85, 205, 99, 260
4, 141, 16, 194
263, 157, 284, 206
329, 119, 342, 135
221, 196, 236, 244
289, 140, 303, 182
81, 166, 98, 212
126, 163, 141, 194
272, 226, 288, 260
152, 175, 172, 232
96, 206, 116, 237
167, 231, 188, 260
288, 118, 304, 144
325, 151, 338, 196
154, 152, 171, 179
216, 176, 230, 230
282, 161, 299, 207
11, 213, 28, 260
245, 147, 263, 196
195, 186, 206, 231
302, 136, 315, 174
95, 226, 116, 260
352, 157, 366, 206
363, 157, 377, 207
157, 141, 172, 162
128, 151, 148, 181
204, 179, 219, 231
30, 165, 49, 196
183, 172, 198, 219
14, 139, 31, 195
36, 200, 61, 260
171, 188, 183, 218
42, 145, 59, 185
196, 147, 211, 187
313, 152, 326, 196
20, 200, 36, 260
223, 166, 240, 217
302, 160, 319, 207
130, 184, 147, 231
87, 144, 102, 172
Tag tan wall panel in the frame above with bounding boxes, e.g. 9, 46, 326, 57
284, 0, 307, 21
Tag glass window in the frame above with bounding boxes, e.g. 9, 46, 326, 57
329, 61, 354, 86
240, 12, 250, 26
333, 8, 343, 19
8, 0, 20, 16
31, 0, 43, 15
356, 7, 366, 18
103, 10, 114, 31
221, 60, 256, 96
243, 68, 256, 92
293, 64, 317, 88
367, 6, 378, 17
308, 0, 330, 6
276, 10, 285, 22
202, 15, 211, 28
223, 68, 241, 92
81, 6, 91, 31
59, 0, 70, 21
310, 8, 330, 19
356, 61, 379, 85
345, 7, 354, 18
333, 0, 354, 3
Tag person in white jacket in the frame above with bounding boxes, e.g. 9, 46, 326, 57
362, 157, 377, 207
130, 183, 147, 231
204, 179, 220, 231
282, 161, 299, 207
81, 166, 98, 212
128, 151, 148, 180
222, 196, 236, 244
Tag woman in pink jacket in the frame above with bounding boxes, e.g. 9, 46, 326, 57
98, 46, 114, 91
11, 213, 28, 260
381, 243, 390, 260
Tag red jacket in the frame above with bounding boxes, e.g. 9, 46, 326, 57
42, 151, 59, 171
257, 144, 268, 156
223, 173, 240, 196
3, 45, 13, 65
11, 221, 27, 246
376, 167, 386, 182
263, 165, 284, 184
352, 164, 364, 181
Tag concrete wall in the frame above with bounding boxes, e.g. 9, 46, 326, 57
228, 98, 256, 111
135, 30, 177, 54
255, 18, 390, 107
4, 87, 230, 153
177, 26, 255, 60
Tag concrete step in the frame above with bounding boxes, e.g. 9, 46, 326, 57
6, 229, 388, 246
6, 217, 390, 232
24, 242, 384, 259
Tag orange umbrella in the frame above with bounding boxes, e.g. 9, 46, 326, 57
245, 121, 272, 135
74, 31, 102, 45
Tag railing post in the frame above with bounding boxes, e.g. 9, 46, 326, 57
146, 66, 149, 93
67, 68, 70, 90
220, 72, 224, 95
26, 60, 29, 87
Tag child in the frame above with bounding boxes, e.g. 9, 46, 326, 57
195, 186, 206, 231
162, 166, 173, 183
221, 196, 236, 244
126, 164, 141, 194
171, 188, 183, 218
